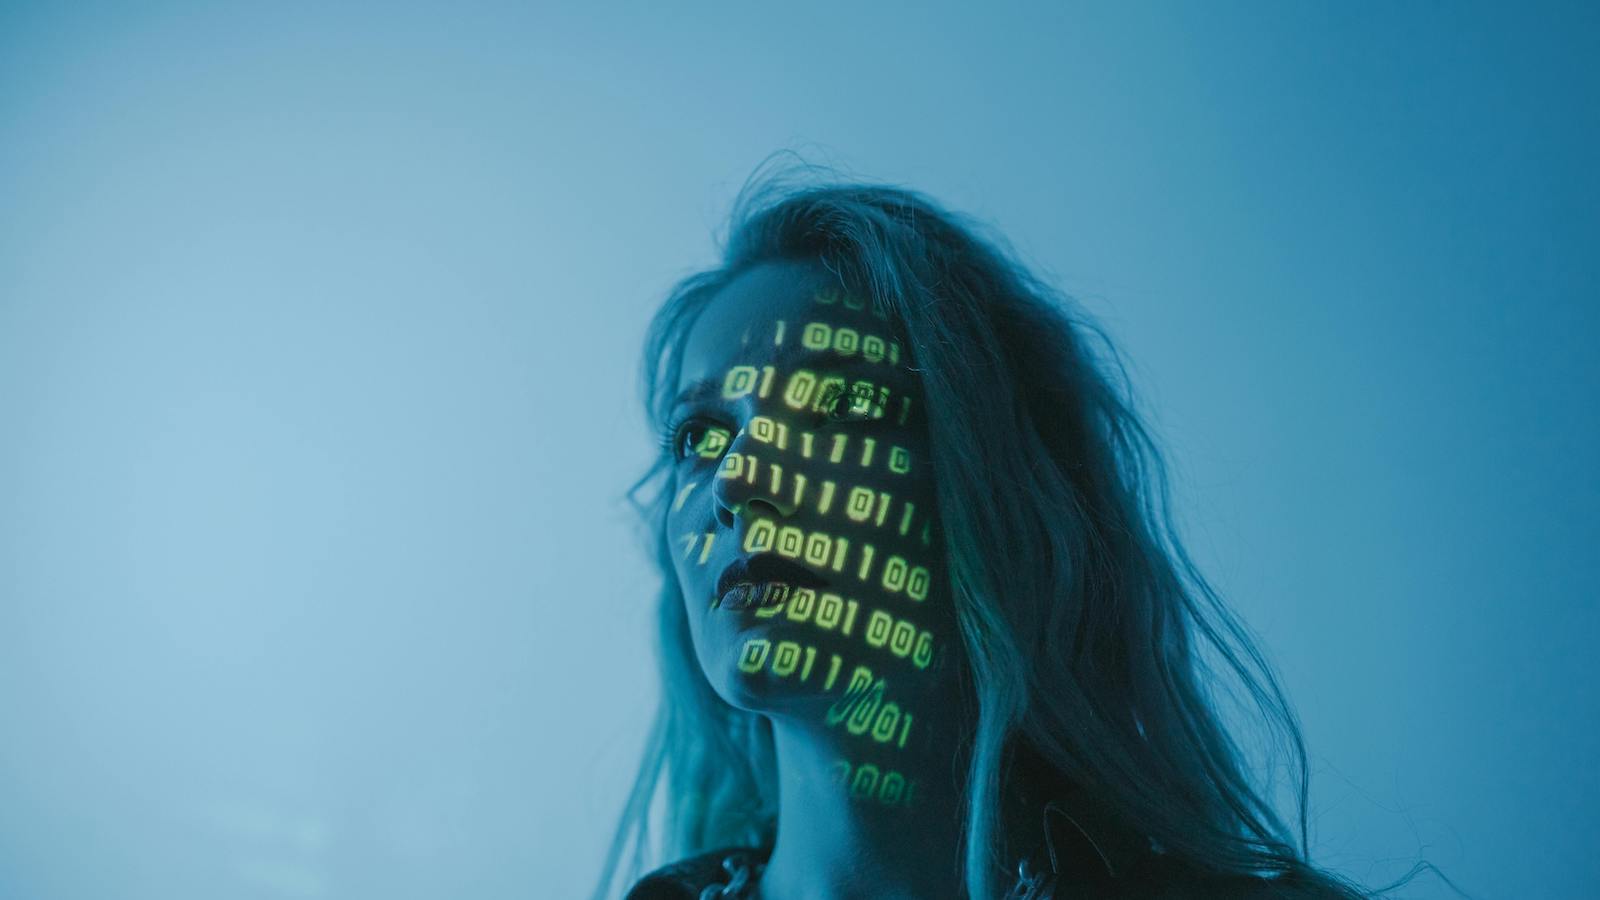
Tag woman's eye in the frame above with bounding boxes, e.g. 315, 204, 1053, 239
823, 386, 882, 422
677, 423, 708, 459
675, 421, 730, 460
675, 424, 701, 459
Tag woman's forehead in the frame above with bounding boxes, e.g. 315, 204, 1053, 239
678, 260, 893, 390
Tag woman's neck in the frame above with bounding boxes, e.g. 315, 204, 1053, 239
756, 712, 970, 900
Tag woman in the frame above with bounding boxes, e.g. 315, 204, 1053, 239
597, 172, 1380, 899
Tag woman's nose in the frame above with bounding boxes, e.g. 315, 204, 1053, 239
712, 429, 800, 528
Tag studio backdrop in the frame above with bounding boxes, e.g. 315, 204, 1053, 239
1, 3, 1594, 898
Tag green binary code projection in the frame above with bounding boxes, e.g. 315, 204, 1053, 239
666, 292, 942, 810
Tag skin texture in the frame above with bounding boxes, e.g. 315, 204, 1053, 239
665, 259, 972, 898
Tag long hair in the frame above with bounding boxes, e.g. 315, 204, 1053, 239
595, 168, 1378, 898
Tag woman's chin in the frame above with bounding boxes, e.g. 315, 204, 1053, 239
690, 600, 937, 725
693, 622, 844, 713
711, 666, 831, 715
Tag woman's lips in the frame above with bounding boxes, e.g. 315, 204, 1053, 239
718, 581, 789, 611
713, 554, 829, 610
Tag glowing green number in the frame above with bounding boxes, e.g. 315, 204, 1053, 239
765, 583, 790, 608
888, 447, 911, 474
882, 556, 908, 593
738, 639, 771, 673
865, 610, 892, 648
802, 322, 831, 350
826, 666, 875, 727
750, 416, 775, 443
744, 520, 776, 553
815, 593, 842, 629
803, 533, 832, 567
836, 761, 911, 806
784, 370, 817, 409
889, 621, 915, 657
846, 679, 885, 736
846, 487, 874, 522
812, 376, 846, 413
906, 567, 929, 602
772, 641, 800, 677
871, 702, 900, 743
862, 335, 885, 363
787, 588, 815, 623
849, 380, 876, 416
777, 526, 804, 557
723, 365, 758, 399
834, 327, 858, 355
912, 632, 933, 669
698, 428, 729, 458
754, 593, 785, 618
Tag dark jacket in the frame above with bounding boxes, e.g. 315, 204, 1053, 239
622, 814, 1319, 899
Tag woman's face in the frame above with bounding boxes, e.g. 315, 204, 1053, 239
665, 259, 955, 732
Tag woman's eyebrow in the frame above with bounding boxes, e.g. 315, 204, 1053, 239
669, 377, 722, 412
670, 359, 920, 412
825, 358, 920, 391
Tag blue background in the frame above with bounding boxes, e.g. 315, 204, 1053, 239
1, 3, 1594, 897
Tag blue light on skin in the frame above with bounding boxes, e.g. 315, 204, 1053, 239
667, 259, 969, 898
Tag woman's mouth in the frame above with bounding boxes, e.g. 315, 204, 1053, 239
713, 554, 830, 610
717, 581, 789, 610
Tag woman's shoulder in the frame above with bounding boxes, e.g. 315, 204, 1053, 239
620, 845, 1357, 900
623, 845, 770, 900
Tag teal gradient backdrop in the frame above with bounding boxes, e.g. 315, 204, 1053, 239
1, 3, 1594, 897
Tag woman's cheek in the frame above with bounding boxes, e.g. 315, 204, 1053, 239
666, 475, 716, 603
